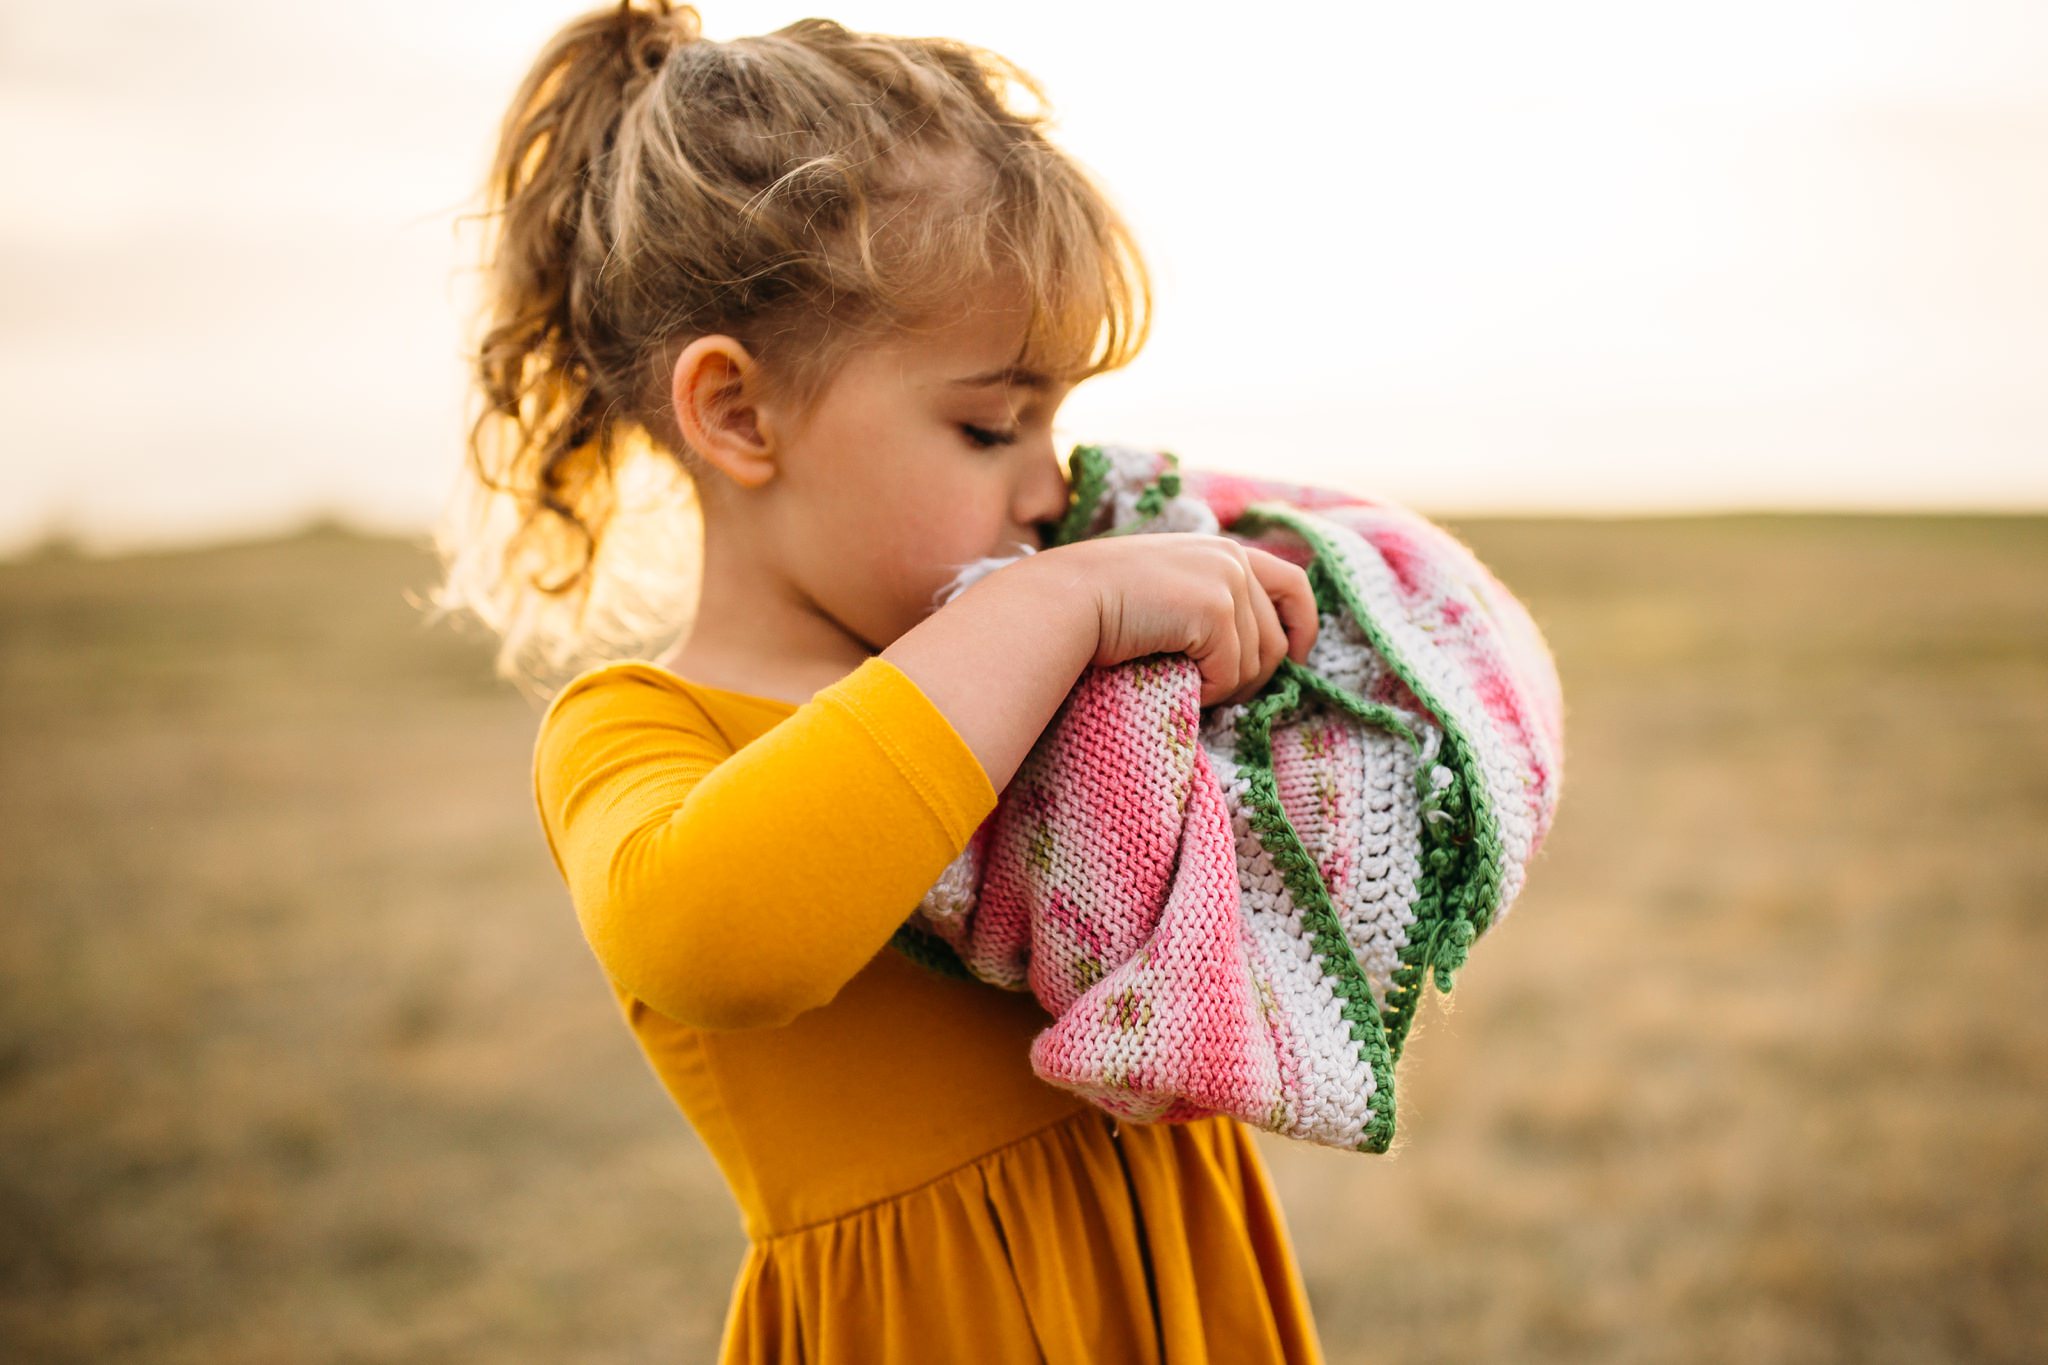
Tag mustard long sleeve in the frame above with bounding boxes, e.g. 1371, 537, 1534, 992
531, 654, 999, 1031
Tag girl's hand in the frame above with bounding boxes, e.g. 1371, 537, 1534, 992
1040, 533, 1321, 709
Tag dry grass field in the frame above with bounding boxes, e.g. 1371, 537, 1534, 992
2, 514, 2043, 1362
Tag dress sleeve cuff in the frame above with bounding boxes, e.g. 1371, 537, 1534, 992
812, 655, 999, 848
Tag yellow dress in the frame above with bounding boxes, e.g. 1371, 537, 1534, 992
532, 652, 1328, 1364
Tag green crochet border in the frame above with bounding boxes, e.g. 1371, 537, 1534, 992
1219, 499, 1509, 1151
1232, 505, 1507, 1053
1048, 442, 1119, 545
888, 918, 977, 981
1225, 657, 1409, 1153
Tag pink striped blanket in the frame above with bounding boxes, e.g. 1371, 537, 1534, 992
889, 444, 1566, 1153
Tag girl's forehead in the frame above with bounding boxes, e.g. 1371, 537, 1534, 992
946, 363, 1054, 392
890, 305, 1035, 381
877, 278, 1083, 394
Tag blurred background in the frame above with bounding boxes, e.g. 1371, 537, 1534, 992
1, 1, 2043, 1361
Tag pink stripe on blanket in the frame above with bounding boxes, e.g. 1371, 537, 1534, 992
1028, 760, 1275, 1122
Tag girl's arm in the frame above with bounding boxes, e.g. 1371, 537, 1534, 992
533, 543, 1306, 1032
876, 554, 1100, 796
534, 652, 1003, 1031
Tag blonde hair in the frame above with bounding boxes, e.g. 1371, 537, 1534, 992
428, 0, 1152, 691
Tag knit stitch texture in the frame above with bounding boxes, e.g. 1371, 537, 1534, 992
890, 445, 1566, 1153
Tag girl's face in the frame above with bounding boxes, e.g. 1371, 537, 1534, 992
755, 290, 1081, 654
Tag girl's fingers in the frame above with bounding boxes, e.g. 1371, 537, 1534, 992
1231, 554, 1261, 702
1245, 548, 1320, 664
1197, 581, 1247, 708
1247, 571, 1288, 685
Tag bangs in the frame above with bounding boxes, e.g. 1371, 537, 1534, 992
1001, 159, 1151, 385
1015, 233, 1146, 386
875, 137, 1151, 387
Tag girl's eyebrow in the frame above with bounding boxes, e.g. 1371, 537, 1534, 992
948, 366, 1052, 390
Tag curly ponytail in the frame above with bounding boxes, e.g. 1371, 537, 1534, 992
429, 1, 1152, 692
479, 0, 695, 577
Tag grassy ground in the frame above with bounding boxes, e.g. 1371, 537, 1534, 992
1, 515, 2043, 1362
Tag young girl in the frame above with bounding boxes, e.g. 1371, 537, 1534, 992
435, 4, 1329, 1360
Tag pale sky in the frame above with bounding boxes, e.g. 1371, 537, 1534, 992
1, 0, 2044, 556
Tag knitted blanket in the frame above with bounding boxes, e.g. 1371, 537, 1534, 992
888, 445, 1565, 1153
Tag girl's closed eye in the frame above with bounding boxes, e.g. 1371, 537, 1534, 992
961, 423, 1020, 450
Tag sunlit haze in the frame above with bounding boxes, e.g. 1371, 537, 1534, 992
1, 0, 2042, 556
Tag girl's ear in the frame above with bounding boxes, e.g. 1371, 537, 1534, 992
671, 335, 776, 488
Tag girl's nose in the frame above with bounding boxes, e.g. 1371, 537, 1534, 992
1019, 445, 1071, 536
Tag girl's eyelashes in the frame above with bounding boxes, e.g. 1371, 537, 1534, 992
960, 423, 1020, 449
